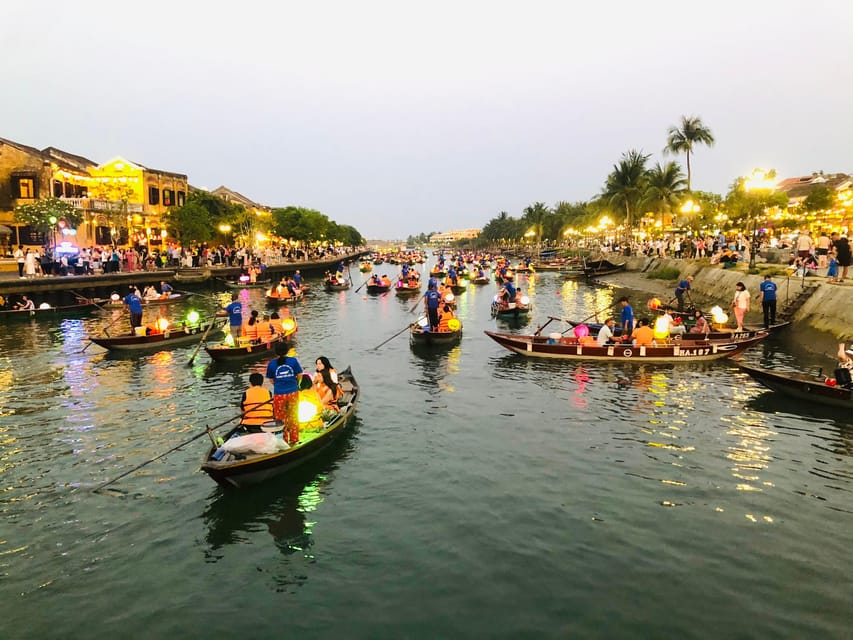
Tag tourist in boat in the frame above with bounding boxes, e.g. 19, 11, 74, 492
437, 303, 456, 332
370, 273, 381, 287
631, 318, 654, 346
143, 285, 160, 301
424, 282, 441, 331
690, 310, 710, 336
313, 356, 342, 410
240, 372, 273, 432
731, 282, 751, 332
498, 276, 516, 308
124, 286, 143, 331
380, 274, 392, 287
674, 276, 693, 313
243, 310, 260, 342
217, 293, 243, 335
256, 312, 274, 342
14, 295, 35, 311
759, 274, 777, 329
160, 281, 173, 296
619, 297, 635, 334
269, 311, 285, 335
596, 318, 617, 346
265, 343, 303, 445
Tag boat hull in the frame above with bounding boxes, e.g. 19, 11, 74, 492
205, 333, 294, 362
410, 326, 462, 346
89, 320, 224, 351
738, 364, 853, 408
484, 330, 766, 362
366, 284, 392, 294
0, 298, 109, 321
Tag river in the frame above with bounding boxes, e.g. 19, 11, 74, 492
0, 264, 850, 639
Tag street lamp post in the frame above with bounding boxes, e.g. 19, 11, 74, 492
48, 216, 57, 270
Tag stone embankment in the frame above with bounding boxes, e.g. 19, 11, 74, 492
604, 256, 852, 341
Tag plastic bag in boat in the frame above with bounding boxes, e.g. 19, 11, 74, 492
222, 432, 290, 455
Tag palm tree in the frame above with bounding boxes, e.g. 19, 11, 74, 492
643, 161, 687, 226
602, 149, 651, 231
522, 202, 551, 255
664, 115, 715, 192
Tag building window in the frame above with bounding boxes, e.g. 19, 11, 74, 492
18, 225, 46, 245
163, 189, 174, 207
64, 182, 73, 197
53, 180, 63, 197
12, 177, 37, 199
176, 190, 185, 206
149, 186, 159, 205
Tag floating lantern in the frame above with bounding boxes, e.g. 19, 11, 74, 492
573, 324, 590, 338
282, 318, 296, 334
186, 310, 200, 325
653, 317, 670, 340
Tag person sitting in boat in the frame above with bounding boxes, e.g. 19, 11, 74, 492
160, 281, 173, 296
596, 318, 617, 346
243, 310, 260, 342
380, 274, 392, 287
240, 372, 273, 433
269, 311, 285, 335
498, 277, 516, 309
143, 285, 160, 301
631, 318, 655, 346
0, 295, 5, 309
256, 312, 274, 343
14, 295, 35, 311
437, 303, 457, 332
313, 356, 342, 410
370, 273, 381, 286
689, 310, 710, 336
276, 279, 287, 296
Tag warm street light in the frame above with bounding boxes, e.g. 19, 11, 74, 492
680, 199, 700, 214
744, 169, 776, 268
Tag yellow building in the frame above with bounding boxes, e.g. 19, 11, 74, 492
429, 228, 480, 243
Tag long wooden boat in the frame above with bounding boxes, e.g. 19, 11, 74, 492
322, 279, 350, 292
0, 297, 110, 321
484, 330, 766, 362
563, 259, 626, 279
205, 331, 295, 362
220, 279, 271, 290
174, 268, 212, 283
490, 299, 532, 318
410, 323, 462, 346
394, 282, 421, 296
265, 289, 305, 303
200, 368, 360, 487
366, 283, 392, 294
107, 292, 192, 307
89, 318, 225, 352
565, 319, 776, 342
737, 363, 853, 409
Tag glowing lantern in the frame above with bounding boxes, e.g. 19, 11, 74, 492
710, 305, 728, 325
186, 310, 200, 325
648, 298, 661, 310
444, 293, 455, 302
282, 318, 296, 334
39, 302, 51, 309
447, 318, 461, 331
239, 275, 250, 283
653, 317, 670, 340
297, 392, 323, 423
156, 318, 170, 332
520, 295, 530, 305
224, 333, 235, 347
573, 324, 590, 338
110, 293, 120, 301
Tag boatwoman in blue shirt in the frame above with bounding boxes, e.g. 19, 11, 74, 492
619, 296, 634, 334
759, 274, 777, 329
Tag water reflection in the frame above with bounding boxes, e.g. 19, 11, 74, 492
408, 345, 462, 395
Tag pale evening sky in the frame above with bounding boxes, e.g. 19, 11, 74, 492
2, 0, 851, 240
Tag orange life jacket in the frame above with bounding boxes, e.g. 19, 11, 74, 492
438, 310, 454, 332
243, 321, 259, 340
313, 369, 342, 407
241, 385, 273, 426
256, 320, 273, 342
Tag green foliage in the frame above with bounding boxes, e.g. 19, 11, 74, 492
14, 197, 82, 233
602, 149, 650, 228
166, 202, 212, 244
89, 181, 136, 232
643, 161, 687, 220
723, 171, 788, 226
645, 267, 681, 280
270, 206, 362, 245
802, 185, 834, 212
664, 115, 715, 191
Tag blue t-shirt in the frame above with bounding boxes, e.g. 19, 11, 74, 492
425, 289, 440, 309
293, 273, 302, 286
124, 293, 143, 314
265, 356, 303, 395
160, 283, 173, 294
759, 280, 777, 301
503, 281, 516, 300
621, 304, 634, 330
225, 301, 243, 327
675, 279, 691, 296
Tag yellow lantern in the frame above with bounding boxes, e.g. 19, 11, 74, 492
447, 318, 461, 331
653, 317, 670, 340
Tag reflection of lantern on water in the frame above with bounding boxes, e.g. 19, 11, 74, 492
156, 318, 170, 332
710, 305, 728, 325
573, 324, 590, 338
653, 317, 669, 340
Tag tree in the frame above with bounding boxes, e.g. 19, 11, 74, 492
602, 149, 650, 232
522, 202, 551, 251
664, 115, 715, 192
802, 184, 834, 213
643, 161, 687, 225
14, 197, 82, 238
166, 201, 212, 244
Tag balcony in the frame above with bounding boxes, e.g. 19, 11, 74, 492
62, 197, 144, 213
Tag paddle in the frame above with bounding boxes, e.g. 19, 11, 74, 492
70, 290, 111, 313
373, 317, 425, 350
80, 310, 127, 352
187, 317, 219, 365
91, 399, 272, 493
408, 294, 424, 314
354, 278, 368, 294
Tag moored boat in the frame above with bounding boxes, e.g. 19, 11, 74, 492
174, 268, 212, 283
564, 318, 776, 342
0, 297, 110, 321
88, 318, 225, 352
200, 368, 360, 487
484, 330, 766, 362
107, 292, 192, 306
737, 363, 853, 409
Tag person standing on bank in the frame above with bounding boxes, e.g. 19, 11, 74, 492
123, 286, 143, 332
731, 281, 751, 332
758, 274, 777, 329
265, 342, 303, 445
14, 245, 25, 278
674, 276, 693, 313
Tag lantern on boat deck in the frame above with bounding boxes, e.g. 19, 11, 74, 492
186, 310, 200, 325
653, 317, 669, 340
648, 297, 661, 310
223, 333, 235, 347
39, 302, 51, 309
710, 305, 728, 325
417, 317, 429, 328
298, 391, 324, 424
239, 274, 250, 283
110, 293, 120, 301
573, 324, 589, 338
444, 292, 455, 303
447, 318, 461, 331
156, 317, 170, 333
282, 318, 296, 335
519, 295, 530, 305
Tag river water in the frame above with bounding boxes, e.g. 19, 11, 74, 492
0, 265, 850, 639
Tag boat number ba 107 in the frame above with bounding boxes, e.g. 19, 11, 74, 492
675, 348, 711, 356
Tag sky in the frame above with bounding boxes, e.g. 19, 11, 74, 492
3, 0, 851, 240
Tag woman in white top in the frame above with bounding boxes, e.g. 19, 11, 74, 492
24, 249, 37, 277
731, 281, 751, 332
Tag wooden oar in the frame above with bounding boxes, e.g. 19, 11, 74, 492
69, 290, 111, 313
91, 399, 271, 493
373, 318, 424, 350
408, 295, 424, 314
187, 318, 219, 365
354, 278, 369, 294
80, 310, 126, 352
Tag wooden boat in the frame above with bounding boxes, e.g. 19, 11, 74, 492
220, 279, 271, 290
484, 330, 766, 362
107, 292, 192, 306
0, 297, 110, 321
322, 278, 351, 291
449, 284, 467, 295
366, 283, 392, 294
564, 319, 775, 342
563, 259, 626, 279
429, 269, 446, 279
394, 282, 421, 296
359, 262, 373, 272
738, 363, 853, 409
174, 268, 212, 283
490, 299, 532, 318
88, 318, 225, 352
205, 331, 295, 362
470, 276, 490, 285
410, 323, 462, 346
265, 288, 305, 302
200, 368, 360, 487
